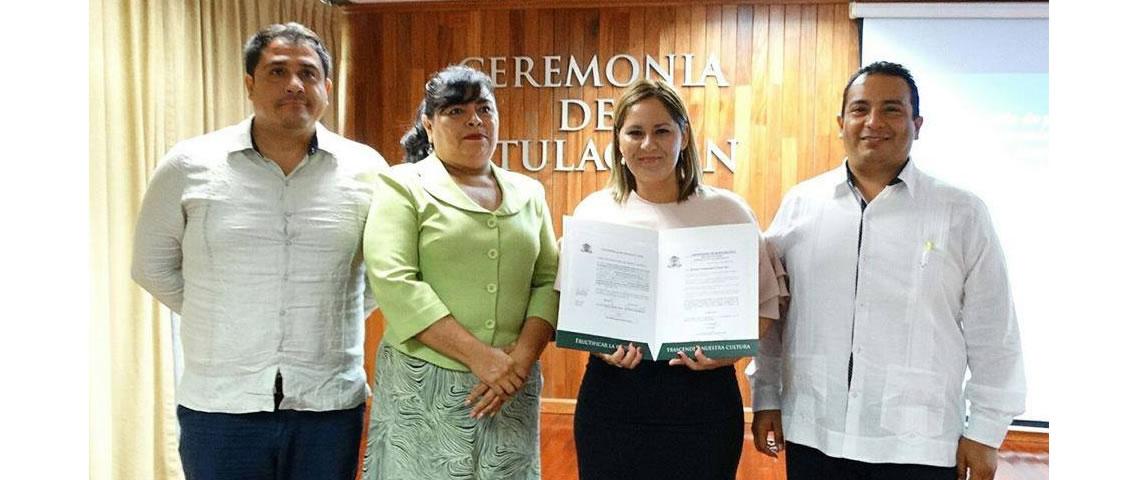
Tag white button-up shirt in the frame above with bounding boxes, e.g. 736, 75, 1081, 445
749, 160, 1025, 467
132, 118, 387, 413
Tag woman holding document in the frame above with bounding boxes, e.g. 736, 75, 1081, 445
568, 79, 787, 479
361, 65, 559, 479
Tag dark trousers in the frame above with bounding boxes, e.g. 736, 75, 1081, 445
177, 404, 364, 480
786, 442, 956, 480
574, 415, 744, 480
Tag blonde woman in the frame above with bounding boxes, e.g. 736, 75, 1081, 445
567, 80, 786, 480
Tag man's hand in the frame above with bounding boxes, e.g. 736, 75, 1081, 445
751, 409, 784, 458
668, 347, 740, 371
592, 343, 644, 369
956, 436, 998, 480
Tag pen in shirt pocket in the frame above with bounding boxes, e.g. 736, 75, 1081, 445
921, 240, 935, 267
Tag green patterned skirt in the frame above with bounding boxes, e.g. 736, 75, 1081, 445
362, 344, 542, 480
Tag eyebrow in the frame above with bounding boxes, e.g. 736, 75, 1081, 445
442, 99, 495, 111
261, 59, 320, 70
847, 99, 906, 107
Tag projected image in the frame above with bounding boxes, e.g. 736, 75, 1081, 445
863, 17, 1050, 423
916, 74, 1048, 189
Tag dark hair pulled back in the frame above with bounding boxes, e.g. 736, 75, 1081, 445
400, 65, 496, 163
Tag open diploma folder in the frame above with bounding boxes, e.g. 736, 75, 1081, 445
556, 216, 759, 360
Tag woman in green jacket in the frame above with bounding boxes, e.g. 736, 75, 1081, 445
361, 65, 558, 480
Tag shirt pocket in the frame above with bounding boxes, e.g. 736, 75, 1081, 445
199, 179, 280, 264
912, 209, 963, 306
787, 354, 828, 421
914, 244, 968, 322
879, 365, 948, 439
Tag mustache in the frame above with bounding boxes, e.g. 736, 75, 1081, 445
275, 95, 308, 106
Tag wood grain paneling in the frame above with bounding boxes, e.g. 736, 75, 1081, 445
340, 1, 859, 406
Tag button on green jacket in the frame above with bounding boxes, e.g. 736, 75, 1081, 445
363, 154, 559, 371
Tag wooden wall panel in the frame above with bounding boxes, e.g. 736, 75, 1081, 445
340, 1, 859, 407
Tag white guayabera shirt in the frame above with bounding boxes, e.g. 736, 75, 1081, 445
132, 117, 386, 413
749, 159, 1025, 467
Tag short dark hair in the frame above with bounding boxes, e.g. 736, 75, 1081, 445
841, 61, 920, 118
400, 65, 496, 163
243, 22, 332, 79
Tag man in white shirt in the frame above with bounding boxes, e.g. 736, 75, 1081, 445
749, 62, 1025, 480
132, 23, 386, 480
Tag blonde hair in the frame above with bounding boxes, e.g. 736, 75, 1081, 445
608, 79, 702, 203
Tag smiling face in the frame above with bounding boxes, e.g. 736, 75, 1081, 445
838, 73, 924, 172
423, 87, 499, 168
244, 38, 331, 134
617, 97, 689, 196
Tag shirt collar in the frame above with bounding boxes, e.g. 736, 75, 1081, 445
835, 157, 919, 200
894, 158, 919, 196
416, 153, 525, 215
229, 116, 326, 158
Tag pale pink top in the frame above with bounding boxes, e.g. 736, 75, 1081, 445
566, 186, 787, 320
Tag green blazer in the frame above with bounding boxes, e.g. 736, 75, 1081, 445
363, 154, 559, 371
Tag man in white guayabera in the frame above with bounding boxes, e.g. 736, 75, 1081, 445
750, 61, 1025, 480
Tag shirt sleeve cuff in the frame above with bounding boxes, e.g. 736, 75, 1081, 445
964, 413, 1012, 449
384, 302, 452, 346
752, 387, 782, 411
525, 287, 559, 328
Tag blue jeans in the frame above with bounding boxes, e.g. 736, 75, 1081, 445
177, 404, 364, 480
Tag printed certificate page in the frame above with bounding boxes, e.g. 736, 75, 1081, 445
555, 216, 658, 356
556, 218, 759, 360
654, 223, 759, 359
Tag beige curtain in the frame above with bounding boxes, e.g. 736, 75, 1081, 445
90, 1, 342, 478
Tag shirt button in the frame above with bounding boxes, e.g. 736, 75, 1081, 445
487, 249, 499, 259
279, 310, 287, 316
486, 217, 498, 228
485, 283, 498, 294
284, 212, 293, 218
850, 391, 859, 399
853, 346, 862, 355
285, 240, 293, 246
484, 319, 496, 329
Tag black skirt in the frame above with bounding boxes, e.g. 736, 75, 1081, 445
573, 355, 744, 480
